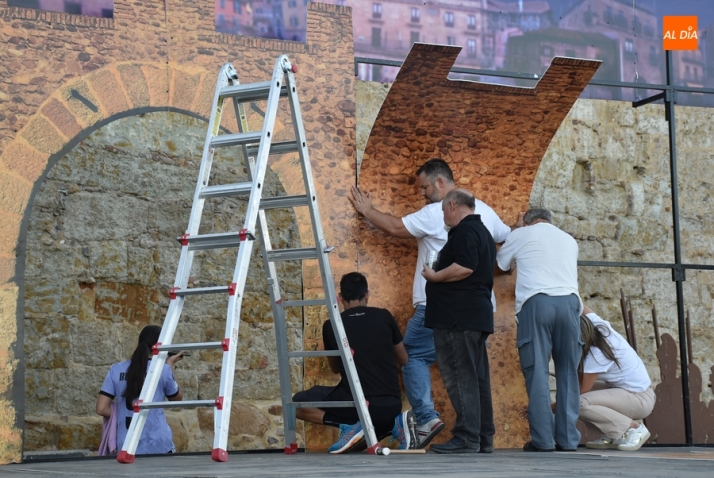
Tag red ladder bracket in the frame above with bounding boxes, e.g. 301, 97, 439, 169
228, 283, 238, 296
178, 233, 190, 246
151, 343, 161, 356
221, 338, 230, 351
284, 442, 298, 454
238, 228, 255, 241
215, 396, 224, 410
169, 287, 180, 299
133, 399, 143, 413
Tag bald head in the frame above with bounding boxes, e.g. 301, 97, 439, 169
442, 188, 475, 227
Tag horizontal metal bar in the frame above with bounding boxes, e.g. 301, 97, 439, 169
267, 247, 318, 262
173, 285, 230, 297
281, 299, 329, 307
354, 57, 714, 94
200, 182, 252, 199
139, 400, 216, 410
183, 232, 241, 251
578, 261, 714, 271
354, 56, 539, 80
155, 342, 223, 352
260, 195, 309, 209
292, 401, 354, 408
287, 350, 341, 358
246, 140, 299, 157
633, 92, 666, 108
211, 131, 262, 149
219, 81, 288, 102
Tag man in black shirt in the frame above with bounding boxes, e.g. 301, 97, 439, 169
292, 272, 413, 453
422, 189, 496, 453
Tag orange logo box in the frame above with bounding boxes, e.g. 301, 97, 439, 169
663, 16, 698, 50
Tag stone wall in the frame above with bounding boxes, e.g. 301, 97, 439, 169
356, 79, 714, 413
23, 111, 303, 452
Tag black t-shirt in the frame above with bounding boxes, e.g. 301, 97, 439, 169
323, 306, 403, 399
424, 214, 496, 332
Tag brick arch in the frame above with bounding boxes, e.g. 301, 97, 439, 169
0, 60, 313, 461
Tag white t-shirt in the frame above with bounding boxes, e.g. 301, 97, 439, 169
402, 199, 510, 308
583, 312, 652, 393
496, 222, 581, 314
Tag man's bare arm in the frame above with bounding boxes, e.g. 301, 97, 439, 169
422, 262, 473, 283
349, 186, 413, 239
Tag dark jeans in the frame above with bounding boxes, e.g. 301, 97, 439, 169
292, 385, 401, 438
433, 329, 494, 448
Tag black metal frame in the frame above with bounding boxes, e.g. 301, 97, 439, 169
354, 52, 711, 445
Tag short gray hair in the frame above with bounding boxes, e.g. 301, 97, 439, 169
443, 189, 475, 209
523, 208, 552, 225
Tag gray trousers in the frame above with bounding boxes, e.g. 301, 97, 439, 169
517, 293, 582, 450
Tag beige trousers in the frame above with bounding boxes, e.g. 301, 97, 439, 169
579, 381, 656, 439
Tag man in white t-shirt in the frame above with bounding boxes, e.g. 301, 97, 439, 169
349, 158, 511, 449
496, 208, 582, 452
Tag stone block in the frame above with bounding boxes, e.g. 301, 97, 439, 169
24, 369, 56, 416
0, 171, 32, 217
127, 246, 156, 285
58, 79, 103, 129
24, 315, 71, 370
24, 278, 80, 316
0, 140, 48, 183
93, 281, 161, 325
40, 98, 82, 141
20, 116, 67, 155
69, 320, 125, 367
87, 241, 127, 280
62, 193, 150, 242
88, 69, 130, 117
233, 369, 281, 400
52, 366, 109, 417
117, 64, 151, 109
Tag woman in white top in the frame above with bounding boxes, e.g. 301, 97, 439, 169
579, 305, 656, 451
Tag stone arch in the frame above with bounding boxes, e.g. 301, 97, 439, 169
0, 61, 308, 457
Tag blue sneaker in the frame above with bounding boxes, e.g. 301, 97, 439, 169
328, 422, 364, 454
391, 410, 418, 450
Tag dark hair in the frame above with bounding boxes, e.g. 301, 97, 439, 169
123, 325, 162, 399
340, 272, 368, 302
579, 315, 620, 373
523, 208, 552, 225
443, 188, 475, 209
416, 158, 454, 184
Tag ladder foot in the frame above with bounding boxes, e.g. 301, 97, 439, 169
211, 448, 228, 462
366, 444, 381, 455
117, 450, 135, 463
284, 443, 298, 454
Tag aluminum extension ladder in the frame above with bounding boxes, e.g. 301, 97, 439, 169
117, 55, 379, 463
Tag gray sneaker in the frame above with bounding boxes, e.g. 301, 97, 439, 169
585, 435, 619, 450
416, 418, 445, 449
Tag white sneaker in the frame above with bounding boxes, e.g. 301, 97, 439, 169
616, 424, 650, 451
416, 418, 445, 449
585, 435, 619, 450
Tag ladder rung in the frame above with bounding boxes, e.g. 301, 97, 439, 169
200, 182, 252, 199
293, 401, 355, 408
139, 400, 216, 410
155, 342, 225, 352
219, 81, 288, 102
287, 350, 341, 358
246, 140, 299, 157
171, 285, 230, 298
267, 247, 318, 262
211, 131, 262, 149
260, 195, 309, 210
281, 299, 328, 307
180, 232, 242, 251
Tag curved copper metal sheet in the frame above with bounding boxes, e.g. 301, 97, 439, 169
357, 43, 600, 448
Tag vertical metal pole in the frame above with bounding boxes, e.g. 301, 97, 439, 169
664, 50, 693, 445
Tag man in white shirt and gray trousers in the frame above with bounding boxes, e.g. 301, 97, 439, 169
496, 208, 582, 452
350, 158, 511, 449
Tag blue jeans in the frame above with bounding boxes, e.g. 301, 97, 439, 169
401, 305, 439, 425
